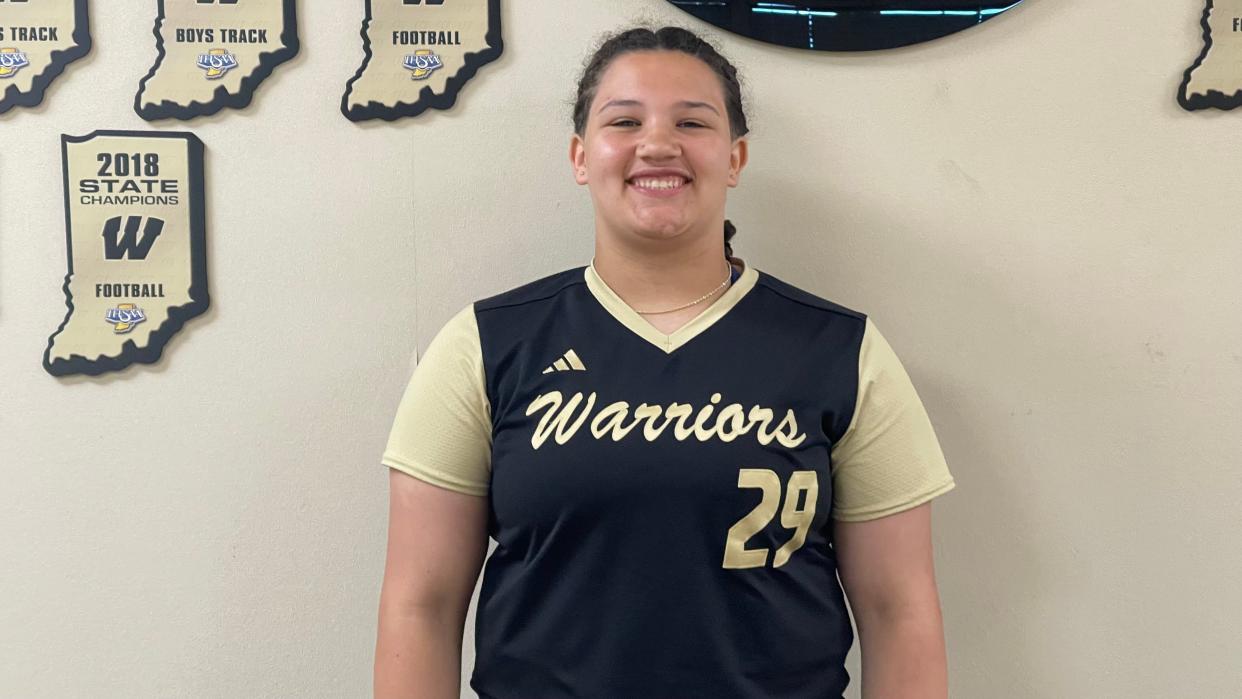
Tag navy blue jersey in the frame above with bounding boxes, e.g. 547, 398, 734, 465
382, 257, 955, 698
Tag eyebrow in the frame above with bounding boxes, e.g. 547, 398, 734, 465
596, 99, 721, 116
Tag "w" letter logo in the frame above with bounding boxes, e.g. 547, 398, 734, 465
102, 216, 165, 260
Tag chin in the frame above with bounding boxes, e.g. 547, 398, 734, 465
631, 221, 691, 241
628, 212, 693, 238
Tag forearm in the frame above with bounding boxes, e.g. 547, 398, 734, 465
855, 605, 948, 699
374, 604, 465, 699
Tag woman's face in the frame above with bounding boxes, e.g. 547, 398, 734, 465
571, 51, 747, 248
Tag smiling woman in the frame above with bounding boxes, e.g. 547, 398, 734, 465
375, 25, 956, 699
572, 50, 744, 293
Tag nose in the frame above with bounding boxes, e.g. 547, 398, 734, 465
635, 122, 681, 160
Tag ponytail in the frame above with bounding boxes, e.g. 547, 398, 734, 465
723, 219, 738, 258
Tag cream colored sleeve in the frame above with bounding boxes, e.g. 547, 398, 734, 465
381, 304, 493, 497
830, 317, 956, 522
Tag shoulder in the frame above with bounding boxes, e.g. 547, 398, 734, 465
475, 266, 586, 314
752, 268, 867, 323
419, 302, 483, 365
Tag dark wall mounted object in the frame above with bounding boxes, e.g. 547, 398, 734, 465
666, 1, 1024, 52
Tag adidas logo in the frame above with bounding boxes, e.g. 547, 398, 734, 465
542, 348, 586, 374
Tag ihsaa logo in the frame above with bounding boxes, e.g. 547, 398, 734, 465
196, 49, 239, 80
403, 50, 442, 80
105, 303, 147, 334
0, 48, 30, 79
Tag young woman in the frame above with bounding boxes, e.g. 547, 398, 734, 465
375, 27, 956, 699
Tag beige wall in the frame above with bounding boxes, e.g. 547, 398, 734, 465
3, 2, 1239, 697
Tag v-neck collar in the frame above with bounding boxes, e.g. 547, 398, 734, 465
583, 256, 760, 354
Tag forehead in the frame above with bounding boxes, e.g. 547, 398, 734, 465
594, 51, 724, 107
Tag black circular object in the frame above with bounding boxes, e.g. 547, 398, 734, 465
666, 1, 1025, 52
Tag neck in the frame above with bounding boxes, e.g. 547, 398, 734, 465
591, 234, 738, 312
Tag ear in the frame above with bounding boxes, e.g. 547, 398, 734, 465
727, 137, 749, 188
570, 133, 588, 185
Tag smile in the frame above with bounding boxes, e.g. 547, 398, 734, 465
628, 176, 690, 196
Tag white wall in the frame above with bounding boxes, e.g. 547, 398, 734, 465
3, 2, 1239, 697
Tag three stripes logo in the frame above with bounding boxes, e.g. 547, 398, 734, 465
102, 215, 164, 260
542, 348, 586, 374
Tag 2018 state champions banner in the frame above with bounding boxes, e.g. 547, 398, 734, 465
135, 0, 298, 120
44, 131, 209, 377
342, 0, 502, 122
0, 0, 90, 115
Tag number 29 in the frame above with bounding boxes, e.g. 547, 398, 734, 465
723, 469, 818, 569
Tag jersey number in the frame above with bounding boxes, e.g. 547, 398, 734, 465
722, 469, 818, 569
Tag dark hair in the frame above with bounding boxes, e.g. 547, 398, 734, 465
573, 26, 748, 259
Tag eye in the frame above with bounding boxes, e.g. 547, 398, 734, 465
610, 118, 640, 127
678, 120, 706, 128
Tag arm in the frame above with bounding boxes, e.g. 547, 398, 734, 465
374, 469, 489, 699
834, 502, 948, 699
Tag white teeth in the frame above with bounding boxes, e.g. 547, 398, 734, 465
632, 177, 685, 190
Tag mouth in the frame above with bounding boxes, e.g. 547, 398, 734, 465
627, 174, 691, 197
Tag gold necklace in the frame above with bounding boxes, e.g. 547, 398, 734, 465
635, 260, 734, 315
